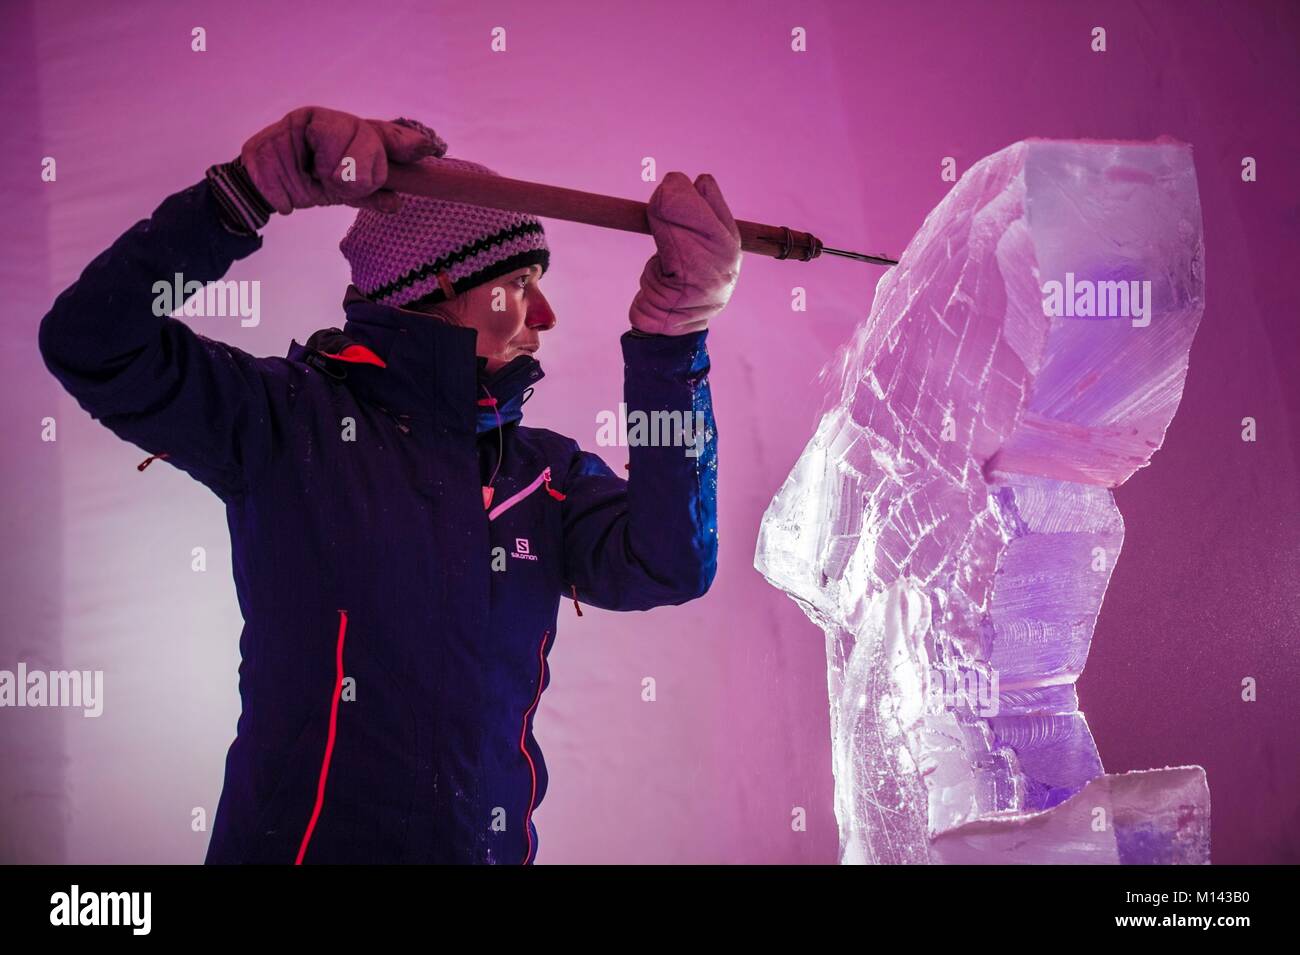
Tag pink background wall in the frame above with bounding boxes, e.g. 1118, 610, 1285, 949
2, 0, 1297, 863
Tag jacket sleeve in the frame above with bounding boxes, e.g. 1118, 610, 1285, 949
558, 329, 718, 611
38, 176, 281, 502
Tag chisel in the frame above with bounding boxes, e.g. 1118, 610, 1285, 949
385, 163, 898, 266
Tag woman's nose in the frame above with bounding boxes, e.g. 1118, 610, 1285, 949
525, 289, 557, 331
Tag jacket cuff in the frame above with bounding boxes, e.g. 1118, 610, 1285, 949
205, 157, 274, 236
620, 327, 710, 377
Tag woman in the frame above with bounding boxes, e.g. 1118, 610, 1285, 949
37, 107, 741, 864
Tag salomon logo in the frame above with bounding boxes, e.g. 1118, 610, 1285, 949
512, 538, 538, 561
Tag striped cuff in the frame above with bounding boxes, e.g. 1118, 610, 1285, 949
205, 157, 274, 236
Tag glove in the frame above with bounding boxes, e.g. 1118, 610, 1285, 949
238, 107, 447, 217
629, 172, 742, 336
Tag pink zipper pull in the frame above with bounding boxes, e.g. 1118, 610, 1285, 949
137, 451, 170, 471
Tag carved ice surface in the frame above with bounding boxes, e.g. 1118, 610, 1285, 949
755, 140, 1209, 864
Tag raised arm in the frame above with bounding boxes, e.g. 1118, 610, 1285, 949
37, 173, 281, 499
37, 107, 447, 501
560, 329, 718, 610
559, 170, 740, 610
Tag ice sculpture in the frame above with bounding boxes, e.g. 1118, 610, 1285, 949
755, 139, 1209, 864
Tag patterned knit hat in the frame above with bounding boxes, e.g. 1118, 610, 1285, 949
339, 119, 549, 310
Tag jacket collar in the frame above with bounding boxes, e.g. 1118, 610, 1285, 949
286, 286, 545, 433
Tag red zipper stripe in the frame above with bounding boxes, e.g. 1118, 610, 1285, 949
295, 608, 349, 864
518, 629, 549, 865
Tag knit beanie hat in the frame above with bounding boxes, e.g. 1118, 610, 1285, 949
339, 118, 550, 311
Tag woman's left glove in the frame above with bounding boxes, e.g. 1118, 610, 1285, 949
628, 172, 742, 336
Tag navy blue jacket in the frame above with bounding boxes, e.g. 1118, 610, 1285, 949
37, 178, 719, 864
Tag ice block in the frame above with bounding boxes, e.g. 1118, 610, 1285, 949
755, 139, 1209, 864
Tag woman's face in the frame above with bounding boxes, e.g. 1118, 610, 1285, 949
451, 265, 556, 374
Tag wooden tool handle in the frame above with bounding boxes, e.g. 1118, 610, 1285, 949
383, 162, 824, 262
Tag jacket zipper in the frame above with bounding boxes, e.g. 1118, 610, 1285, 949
487, 466, 564, 522
295, 608, 349, 864
518, 629, 550, 865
